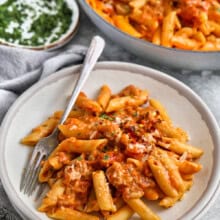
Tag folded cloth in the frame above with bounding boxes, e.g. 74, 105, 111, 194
0, 44, 87, 123
0, 43, 88, 220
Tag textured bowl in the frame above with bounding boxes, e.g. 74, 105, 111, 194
0, 0, 79, 51
78, 0, 220, 71
0, 62, 220, 220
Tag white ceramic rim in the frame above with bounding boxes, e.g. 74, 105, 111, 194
0, 0, 80, 51
0, 61, 220, 220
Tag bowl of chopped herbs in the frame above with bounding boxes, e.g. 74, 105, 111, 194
0, 0, 79, 50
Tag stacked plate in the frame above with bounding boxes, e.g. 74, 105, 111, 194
0, 62, 220, 219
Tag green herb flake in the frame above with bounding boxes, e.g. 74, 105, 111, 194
99, 113, 114, 121
76, 155, 82, 161
133, 112, 138, 117
103, 155, 110, 160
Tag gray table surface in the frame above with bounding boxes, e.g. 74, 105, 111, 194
0, 8, 220, 220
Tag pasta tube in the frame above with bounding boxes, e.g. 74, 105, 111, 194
48, 207, 99, 220
106, 205, 134, 220
125, 198, 160, 220
97, 84, 112, 110
92, 170, 116, 212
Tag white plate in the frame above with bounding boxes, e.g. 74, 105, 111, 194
0, 62, 220, 220
0, 0, 79, 51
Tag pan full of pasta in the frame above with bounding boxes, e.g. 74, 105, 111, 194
78, 0, 220, 70
0, 61, 219, 220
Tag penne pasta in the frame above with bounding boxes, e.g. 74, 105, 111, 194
75, 92, 102, 113
86, 0, 220, 51
161, 11, 177, 47
179, 160, 202, 175
143, 187, 160, 201
50, 137, 108, 154
159, 137, 203, 159
47, 207, 99, 220
154, 148, 185, 193
22, 84, 204, 219
156, 121, 189, 142
106, 90, 148, 112
148, 155, 179, 197
92, 170, 116, 212
152, 27, 161, 45
38, 179, 65, 212
39, 137, 107, 182
97, 84, 112, 110
150, 98, 171, 124
113, 15, 142, 38
106, 205, 134, 220
84, 188, 100, 213
125, 198, 160, 220
48, 152, 71, 170
58, 118, 92, 139
21, 110, 85, 146
171, 36, 200, 50
21, 117, 59, 146
159, 180, 193, 208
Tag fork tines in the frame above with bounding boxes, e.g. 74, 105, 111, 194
20, 144, 47, 196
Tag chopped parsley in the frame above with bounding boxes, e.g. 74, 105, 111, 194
76, 155, 82, 161
99, 113, 114, 121
0, 0, 72, 46
103, 154, 110, 160
133, 111, 138, 117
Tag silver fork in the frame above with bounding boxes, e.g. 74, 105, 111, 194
20, 36, 105, 196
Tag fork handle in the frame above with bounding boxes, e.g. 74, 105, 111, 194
59, 36, 105, 125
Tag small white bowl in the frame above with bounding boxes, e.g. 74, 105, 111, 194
0, 0, 79, 51
0, 62, 220, 219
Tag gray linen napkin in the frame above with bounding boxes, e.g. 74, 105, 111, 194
0, 44, 87, 123
0, 44, 87, 220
